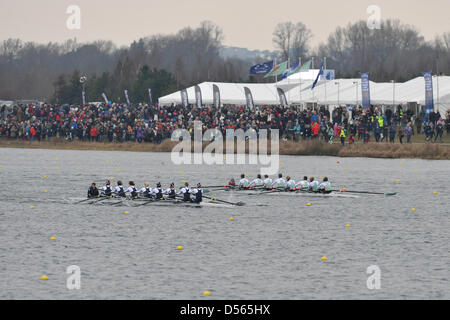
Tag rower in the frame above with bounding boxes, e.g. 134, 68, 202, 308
191, 183, 203, 203
153, 182, 164, 200
101, 180, 113, 197
285, 176, 296, 191
271, 173, 286, 189
139, 182, 153, 198
163, 183, 177, 199
126, 181, 139, 199
238, 174, 249, 189
294, 176, 309, 191
263, 174, 273, 189
318, 177, 332, 194
114, 180, 126, 197
178, 182, 192, 202
308, 177, 319, 193
87, 183, 100, 198
227, 178, 236, 188
248, 174, 263, 189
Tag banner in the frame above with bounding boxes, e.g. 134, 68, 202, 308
101, 93, 109, 104
195, 85, 203, 107
82, 90, 86, 105
180, 89, 189, 107
423, 71, 434, 114
148, 88, 153, 105
250, 61, 274, 75
213, 84, 221, 108
361, 72, 371, 109
124, 89, 131, 105
277, 88, 288, 107
244, 87, 254, 109
281, 59, 311, 79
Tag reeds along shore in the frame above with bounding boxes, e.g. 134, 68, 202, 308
0, 139, 449, 160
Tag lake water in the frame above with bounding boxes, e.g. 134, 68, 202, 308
0, 147, 449, 299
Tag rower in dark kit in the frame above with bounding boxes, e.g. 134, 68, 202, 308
126, 181, 139, 199
164, 183, 177, 199
114, 180, 126, 197
178, 182, 192, 202
139, 182, 152, 198
101, 180, 113, 197
153, 182, 164, 200
87, 183, 100, 198
191, 183, 203, 203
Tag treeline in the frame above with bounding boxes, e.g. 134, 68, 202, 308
1, 19, 450, 103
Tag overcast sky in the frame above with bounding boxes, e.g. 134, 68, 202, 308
1, 0, 449, 50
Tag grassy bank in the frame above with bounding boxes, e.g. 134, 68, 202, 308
0, 139, 449, 160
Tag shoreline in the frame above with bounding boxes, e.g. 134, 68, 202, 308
0, 139, 449, 160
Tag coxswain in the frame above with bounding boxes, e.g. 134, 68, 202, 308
263, 174, 273, 189
153, 182, 164, 200
318, 177, 332, 194
139, 182, 153, 198
285, 176, 296, 191
271, 173, 286, 189
126, 181, 139, 199
101, 180, 113, 197
294, 176, 309, 191
308, 177, 319, 192
238, 174, 249, 189
114, 180, 126, 197
248, 174, 263, 189
163, 183, 177, 200
178, 182, 192, 202
191, 183, 203, 203
87, 183, 100, 198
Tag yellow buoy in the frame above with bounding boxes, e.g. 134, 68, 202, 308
43, 176, 48, 179
41, 275, 48, 280
44, 190, 48, 193
203, 291, 211, 296
229, 217, 235, 221
345, 224, 351, 228
433, 191, 437, 195
246, 174, 249, 177
411, 208, 416, 212
395, 179, 399, 183
177, 246, 184, 251
345, 168, 348, 171
179, 171, 183, 175
110, 177, 115, 181
30, 206, 35, 209
307, 203, 311, 207
400, 162, 403, 166
321, 256, 328, 261
56, 158, 59, 161
0, 165, 3, 168
116, 169, 119, 173
56, 167, 60, 170
50, 237, 56, 241
124, 211, 129, 215
281, 165, 285, 169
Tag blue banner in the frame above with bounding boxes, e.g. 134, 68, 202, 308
250, 61, 274, 75
361, 72, 371, 109
423, 71, 434, 114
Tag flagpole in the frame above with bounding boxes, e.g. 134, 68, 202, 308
299, 57, 302, 109
324, 57, 327, 108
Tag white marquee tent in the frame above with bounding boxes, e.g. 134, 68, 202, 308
158, 76, 450, 117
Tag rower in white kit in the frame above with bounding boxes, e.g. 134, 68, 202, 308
139, 182, 153, 198
178, 182, 192, 202
263, 174, 272, 189
163, 183, 177, 200
238, 174, 249, 189
248, 174, 263, 189
295, 176, 309, 191
125, 181, 139, 199
271, 173, 286, 189
285, 176, 296, 191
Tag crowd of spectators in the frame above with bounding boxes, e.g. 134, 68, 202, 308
0, 103, 449, 145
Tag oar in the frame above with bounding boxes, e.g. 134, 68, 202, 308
202, 195, 245, 206
76, 197, 101, 204
332, 189, 397, 196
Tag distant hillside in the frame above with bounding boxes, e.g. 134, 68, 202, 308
219, 46, 278, 62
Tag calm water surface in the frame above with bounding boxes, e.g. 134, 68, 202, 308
0, 147, 449, 299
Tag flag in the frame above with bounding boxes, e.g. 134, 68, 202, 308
264, 61, 288, 78
311, 64, 324, 90
180, 89, 189, 107
195, 85, 203, 107
101, 93, 109, 104
124, 89, 131, 105
281, 60, 311, 79
148, 88, 153, 105
213, 84, 221, 108
250, 61, 274, 74
244, 87, 254, 109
